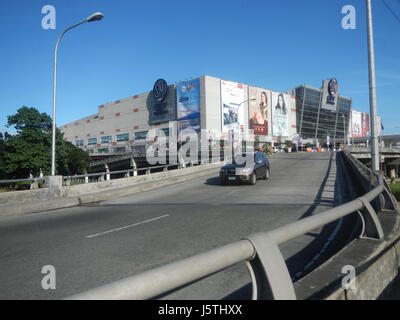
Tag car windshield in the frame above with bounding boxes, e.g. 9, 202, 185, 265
229, 153, 256, 166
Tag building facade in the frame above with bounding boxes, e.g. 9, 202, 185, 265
61, 75, 379, 155
60, 75, 298, 155
288, 83, 352, 146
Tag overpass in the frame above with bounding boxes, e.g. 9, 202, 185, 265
0, 151, 398, 299
346, 145, 400, 178
351, 134, 400, 145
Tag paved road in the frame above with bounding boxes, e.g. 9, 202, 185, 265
0, 151, 353, 299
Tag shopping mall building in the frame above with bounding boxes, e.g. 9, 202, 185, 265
60, 75, 378, 156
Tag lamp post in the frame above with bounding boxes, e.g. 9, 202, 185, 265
236, 98, 256, 152
324, 129, 330, 150
338, 112, 346, 146
366, 0, 380, 171
51, 12, 104, 176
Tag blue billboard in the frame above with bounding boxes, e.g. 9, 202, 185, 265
176, 78, 201, 133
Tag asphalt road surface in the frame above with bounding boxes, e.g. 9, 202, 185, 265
0, 151, 355, 299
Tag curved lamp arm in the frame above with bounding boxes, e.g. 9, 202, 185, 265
51, 12, 103, 175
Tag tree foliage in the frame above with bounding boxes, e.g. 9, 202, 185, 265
0, 106, 90, 179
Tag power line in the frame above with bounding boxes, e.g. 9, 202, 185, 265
382, 0, 400, 24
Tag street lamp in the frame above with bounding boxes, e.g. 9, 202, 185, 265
323, 129, 329, 149
366, 0, 380, 171
338, 112, 346, 146
229, 99, 256, 157
51, 12, 104, 176
235, 98, 256, 137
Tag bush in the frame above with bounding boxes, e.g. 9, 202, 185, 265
284, 140, 294, 148
389, 183, 400, 201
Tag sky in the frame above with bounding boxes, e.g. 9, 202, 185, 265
0, 0, 399, 135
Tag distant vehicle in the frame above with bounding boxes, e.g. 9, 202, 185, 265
219, 150, 270, 185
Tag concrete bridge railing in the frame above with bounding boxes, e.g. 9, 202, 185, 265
65, 151, 399, 300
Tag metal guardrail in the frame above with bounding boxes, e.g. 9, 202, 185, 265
0, 177, 45, 184
63, 157, 225, 185
65, 151, 399, 300
0, 156, 224, 188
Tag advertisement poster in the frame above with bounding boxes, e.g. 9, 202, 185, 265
352, 110, 362, 138
271, 92, 289, 137
221, 80, 245, 133
176, 78, 201, 134
362, 112, 370, 137
248, 87, 270, 135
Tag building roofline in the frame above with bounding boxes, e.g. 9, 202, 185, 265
291, 83, 352, 100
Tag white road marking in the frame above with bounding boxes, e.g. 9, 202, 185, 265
86, 214, 170, 239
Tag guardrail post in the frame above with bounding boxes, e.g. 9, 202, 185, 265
381, 179, 399, 212
84, 173, 89, 184
30, 179, 39, 190
243, 232, 296, 300
65, 177, 71, 186
146, 169, 150, 175
179, 153, 186, 168
105, 164, 110, 181
130, 158, 137, 177
163, 166, 168, 172
357, 196, 384, 240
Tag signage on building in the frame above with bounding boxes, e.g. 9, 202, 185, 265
352, 110, 362, 138
152, 79, 168, 116
149, 79, 176, 124
271, 92, 290, 137
321, 78, 339, 111
248, 87, 270, 135
176, 78, 201, 134
221, 80, 245, 133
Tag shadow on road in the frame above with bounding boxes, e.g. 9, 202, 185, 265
221, 152, 364, 299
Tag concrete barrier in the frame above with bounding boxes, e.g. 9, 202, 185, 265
293, 152, 400, 300
324, 220, 400, 300
0, 162, 223, 217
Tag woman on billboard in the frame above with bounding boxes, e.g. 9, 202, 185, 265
275, 93, 287, 115
273, 93, 288, 136
249, 91, 268, 135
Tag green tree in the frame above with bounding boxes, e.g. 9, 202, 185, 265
1, 106, 90, 179
284, 140, 294, 148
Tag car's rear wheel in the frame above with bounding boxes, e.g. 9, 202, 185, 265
249, 172, 257, 185
265, 167, 270, 180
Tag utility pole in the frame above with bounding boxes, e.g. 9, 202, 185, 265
366, 0, 380, 171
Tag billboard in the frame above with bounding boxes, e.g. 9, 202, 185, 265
352, 110, 362, 138
271, 92, 289, 137
362, 112, 370, 137
221, 80, 245, 133
321, 79, 339, 112
176, 78, 201, 133
248, 87, 270, 135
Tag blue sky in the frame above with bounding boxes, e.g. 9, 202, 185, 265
1, 0, 399, 134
